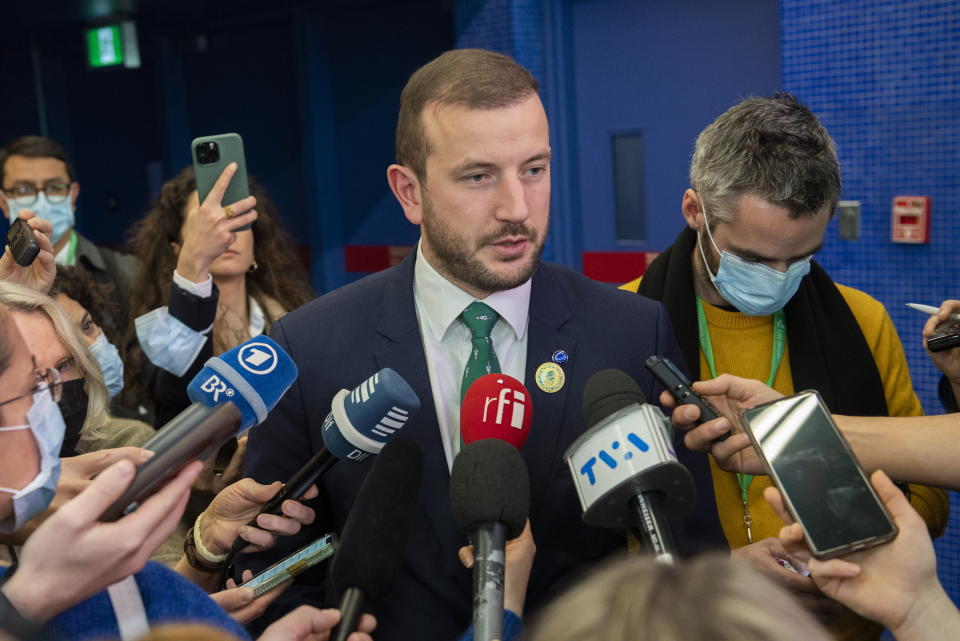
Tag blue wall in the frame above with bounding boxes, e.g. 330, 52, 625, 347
570, 0, 781, 255
780, 0, 960, 605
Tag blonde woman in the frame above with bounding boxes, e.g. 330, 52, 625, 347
528, 554, 833, 641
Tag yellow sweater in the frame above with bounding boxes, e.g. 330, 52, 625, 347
622, 277, 949, 641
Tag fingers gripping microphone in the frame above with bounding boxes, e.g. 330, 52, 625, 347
230, 368, 420, 554
461, 373, 532, 449
187, 335, 298, 434
329, 437, 424, 641
565, 369, 695, 562
450, 439, 530, 641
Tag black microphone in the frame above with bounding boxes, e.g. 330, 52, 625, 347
230, 368, 420, 555
329, 436, 424, 641
450, 439, 529, 641
565, 369, 696, 562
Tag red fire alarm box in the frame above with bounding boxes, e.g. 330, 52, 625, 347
891, 196, 931, 244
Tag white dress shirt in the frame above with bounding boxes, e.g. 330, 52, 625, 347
412, 243, 531, 469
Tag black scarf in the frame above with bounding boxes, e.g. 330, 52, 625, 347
639, 227, 889, 417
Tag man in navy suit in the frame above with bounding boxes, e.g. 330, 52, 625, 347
242, 49, 696, 640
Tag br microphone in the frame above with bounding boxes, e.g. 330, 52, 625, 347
99, 336, 299, 521
461, 373, 532, 449
329, 437, 424, 641
565, 369, 695, 562
230, 367, 420, 554
187, 334, 298, 434
450, 438, 529, 641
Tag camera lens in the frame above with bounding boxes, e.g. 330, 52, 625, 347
196, 141, 220, 165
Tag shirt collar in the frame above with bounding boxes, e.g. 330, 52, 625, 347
413, 242, 531, 342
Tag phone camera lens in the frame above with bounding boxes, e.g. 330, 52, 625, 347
197, 141, 220, 165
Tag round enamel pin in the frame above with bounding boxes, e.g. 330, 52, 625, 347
535, 362, 565, 393
552, 350, 569, 365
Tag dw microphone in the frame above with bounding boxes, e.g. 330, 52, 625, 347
565, 369, 695, 562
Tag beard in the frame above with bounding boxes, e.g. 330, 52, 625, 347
420, 196, 546, 294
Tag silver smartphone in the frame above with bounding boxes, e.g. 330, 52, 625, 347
741, 390, 897, 559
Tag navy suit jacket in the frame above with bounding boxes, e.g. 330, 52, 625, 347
242, 251, 692, 640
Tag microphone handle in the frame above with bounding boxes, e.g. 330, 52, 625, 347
330, 586, 367, 641
230, 447, 337, 555
472, 522, 507, 641
630, 491, 676, 563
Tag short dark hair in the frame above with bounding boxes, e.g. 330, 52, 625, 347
690, 92, 841, 222
396, 49, 539, 183
0, 136, 77, 187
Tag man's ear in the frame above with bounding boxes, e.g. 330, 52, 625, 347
70, 182, 80, 210
681, 189, 704, 231
387, 164, 424, 225
0, 194, 9, 220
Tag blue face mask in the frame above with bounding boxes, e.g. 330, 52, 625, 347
89, 331, 124, 398
0, 388, 66, 533
697, 204, 811, 316
7, 192, 75, 245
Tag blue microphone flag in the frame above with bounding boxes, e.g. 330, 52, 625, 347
187, 335, 298, 433
321, 368, 420, 462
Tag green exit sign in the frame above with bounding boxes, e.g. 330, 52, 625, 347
86, 25, 123, 67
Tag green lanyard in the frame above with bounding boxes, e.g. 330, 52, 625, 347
695, 298, 786, 534
61, 231, 78, 266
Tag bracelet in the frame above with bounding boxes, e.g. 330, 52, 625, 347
194, 514, 229, 563
183, 516, 227, 572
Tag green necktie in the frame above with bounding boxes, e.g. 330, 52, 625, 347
460, 301, 501, 400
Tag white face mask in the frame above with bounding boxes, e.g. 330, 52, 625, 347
697, 203, 811, 315
88, 331, 124, 398
7, 192, 75, 245
0, 388, 66, 533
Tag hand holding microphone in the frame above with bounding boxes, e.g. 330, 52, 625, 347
228, 367, 421, 555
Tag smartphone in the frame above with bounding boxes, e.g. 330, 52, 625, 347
645, 355, 728, 442
240, 533, 337, 597
741, 390, 897, 559
6, 218, 40, 267
99, 403, 242, 521
927, 318, 960, 353
191, 133, 251, 231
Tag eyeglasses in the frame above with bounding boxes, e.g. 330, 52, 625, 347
2, 182, 72, 206
0, 360, 63, 409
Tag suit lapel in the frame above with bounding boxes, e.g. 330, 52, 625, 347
524, 266, 576, 520
372, 252, 466, 578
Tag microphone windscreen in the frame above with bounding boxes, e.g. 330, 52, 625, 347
582, 369, 646, 429
449, 438, 529, 540
461, 373, 532, 449
331, 436, 424, 602
187, 335, 298, 433
320, 368, 420, 461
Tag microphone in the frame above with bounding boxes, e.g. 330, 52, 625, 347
231, 367, 420, 554
329, 437, 424, 641
187, 334, 298, 434
449, 438, 529, 641
461, 373, 532, 449
564, 369, 695, 562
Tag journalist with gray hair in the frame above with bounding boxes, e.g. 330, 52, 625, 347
621, 92, 947, 641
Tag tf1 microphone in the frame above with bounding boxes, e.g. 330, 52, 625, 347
187, 334, 298, 434
565, 369, 695, 562
461, 373, 532, 449
231, 367, 420, 555
329, 437, 424, 641
450, 438, 529, 641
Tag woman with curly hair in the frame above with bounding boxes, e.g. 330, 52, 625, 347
127, 164, 313, 427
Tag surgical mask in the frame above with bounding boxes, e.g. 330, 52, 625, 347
58, 378, 89, 458
6, 192, 75, 245
0, 388, 66, 533
89, 332, 124, 398
697, 204, 811, 316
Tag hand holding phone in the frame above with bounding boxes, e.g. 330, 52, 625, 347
645, 355, 728, 442
6, 218, 40, 267
742, 390, 897, 559
192, 133, 251, 231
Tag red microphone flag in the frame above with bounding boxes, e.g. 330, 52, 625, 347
460, 373, 532, 449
